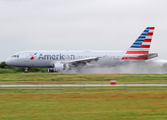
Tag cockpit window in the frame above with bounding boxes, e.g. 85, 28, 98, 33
11, 55, 19, 58
11, 55, 16, 58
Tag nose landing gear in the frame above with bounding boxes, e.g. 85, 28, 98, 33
25, 67, 28, 73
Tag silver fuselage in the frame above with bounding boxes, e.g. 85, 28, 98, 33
5, 50, 126, 68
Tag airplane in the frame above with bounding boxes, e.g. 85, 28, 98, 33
5, 27, 158, 73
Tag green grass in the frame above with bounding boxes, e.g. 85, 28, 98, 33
0, 73, 167, 119
0, 73, 167, 84
0, 89, 167, 120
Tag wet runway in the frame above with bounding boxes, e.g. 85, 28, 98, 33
0, 84, 167, 87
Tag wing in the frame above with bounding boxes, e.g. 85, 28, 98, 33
61, 57, 101, 66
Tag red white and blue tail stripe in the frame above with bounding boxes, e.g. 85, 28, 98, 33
122, 27, 155, 60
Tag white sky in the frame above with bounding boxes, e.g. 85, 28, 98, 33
0, 0, 167, 61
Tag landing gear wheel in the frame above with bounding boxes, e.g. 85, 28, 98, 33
25, 67, 28, 73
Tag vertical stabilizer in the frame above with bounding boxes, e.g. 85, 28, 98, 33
122, 27, 155, 60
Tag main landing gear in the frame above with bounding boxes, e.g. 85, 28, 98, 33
25, 67, 28, 73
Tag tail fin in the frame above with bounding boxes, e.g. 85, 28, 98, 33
122, 27, 156, 60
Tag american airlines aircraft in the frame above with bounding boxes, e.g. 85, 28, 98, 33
5, 27, 158, 73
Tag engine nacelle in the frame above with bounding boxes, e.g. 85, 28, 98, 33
48, 63, 70, 72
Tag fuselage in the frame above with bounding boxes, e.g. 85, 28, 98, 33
5, 50, 126, 68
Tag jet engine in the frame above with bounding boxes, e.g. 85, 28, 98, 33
48, 63, 70, 72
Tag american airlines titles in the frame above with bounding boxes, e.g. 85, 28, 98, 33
38, 54, 75, 60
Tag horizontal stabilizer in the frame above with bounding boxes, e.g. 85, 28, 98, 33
138, 53, 158, 60
122, 53, 158, 60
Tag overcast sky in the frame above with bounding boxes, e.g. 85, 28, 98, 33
0, 0, 167, 61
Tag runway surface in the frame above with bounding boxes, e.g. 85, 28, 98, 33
0, 84, 167, 87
